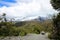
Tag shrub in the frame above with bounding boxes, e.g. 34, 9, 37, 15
48, 33, 53, 39
19, 31, 27, 36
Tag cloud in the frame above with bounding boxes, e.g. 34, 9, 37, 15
0, 0, 57, 20
16, 0, 32, 3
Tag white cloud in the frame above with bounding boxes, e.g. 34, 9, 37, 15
0, 0, 57, 20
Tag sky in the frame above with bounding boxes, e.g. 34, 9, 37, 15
0, 0, 57, 20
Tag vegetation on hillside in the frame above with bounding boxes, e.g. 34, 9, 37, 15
0, 13, 53, 37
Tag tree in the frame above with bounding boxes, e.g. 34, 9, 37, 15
51, 0, 60, 10
2, 13, 7, 22
50, 0, 60, 40
52, 13, 60, 40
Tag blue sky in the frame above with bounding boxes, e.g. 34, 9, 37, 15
0, 0, 16, 7
0, 0, 16, 3
0, 0, 57, 20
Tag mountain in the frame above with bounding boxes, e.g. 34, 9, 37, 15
14, 16, 53, 33
33, 16, 47, 22
6, 16, 48, 23
14, 16, 49, 27
20, 16, 48, 22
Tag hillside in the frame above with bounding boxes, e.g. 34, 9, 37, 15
0, 16, 53, 36
15, 18, 53, 34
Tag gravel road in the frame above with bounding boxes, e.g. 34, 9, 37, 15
0, 33, 50, 40
21, 33, 50, 40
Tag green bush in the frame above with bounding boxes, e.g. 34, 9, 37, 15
32, 27, 40, 34
16, 27, 27, 36
19, 31, 27, 36
48, 33, 53, 39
